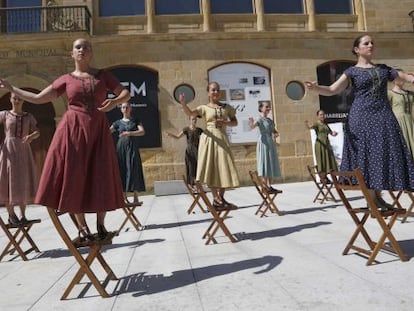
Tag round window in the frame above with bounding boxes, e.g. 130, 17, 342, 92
174, 84, 195, 103
286, 81, 305, 101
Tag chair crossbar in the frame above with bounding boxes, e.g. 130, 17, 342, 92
194, 181, 237, 245
182, 175, 207, 214
331, 169, 408, 265
307, 165, 337, 204
249, 171, 282, 217
47, 208, 118, 299
0, 217, 41, 261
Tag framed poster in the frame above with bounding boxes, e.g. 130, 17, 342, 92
208, 63, 272, 144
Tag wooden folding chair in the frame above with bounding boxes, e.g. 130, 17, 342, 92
0, 216, 41, 261
194, 181, 238, 245
47, 208, 118, 299
249, 170, 282, 217
388, 190, 414, 223
116, 201, 144, 235
331, 169, 407, 265
307, 165, 337, 204
182, 175, 207, 214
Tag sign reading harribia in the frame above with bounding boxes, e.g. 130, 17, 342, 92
106, 66, 161, 148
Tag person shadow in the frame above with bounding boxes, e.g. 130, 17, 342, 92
114, 255, 282, 297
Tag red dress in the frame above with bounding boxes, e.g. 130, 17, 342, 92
35, 70, 124, 213
0, 111, 38, 205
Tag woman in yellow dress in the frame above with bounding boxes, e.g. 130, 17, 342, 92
180, 81, 240, 209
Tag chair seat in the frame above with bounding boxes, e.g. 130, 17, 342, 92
73, 231, 116, 248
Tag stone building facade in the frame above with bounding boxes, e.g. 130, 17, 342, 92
0, 0, 413, 190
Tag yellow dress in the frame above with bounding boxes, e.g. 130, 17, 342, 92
195, 104, 240, 188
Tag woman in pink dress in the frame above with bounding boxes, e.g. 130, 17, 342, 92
0, 92, 39, 225
0, 38, 130, 241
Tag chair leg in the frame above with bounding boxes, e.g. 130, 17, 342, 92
0, 220, 41, 261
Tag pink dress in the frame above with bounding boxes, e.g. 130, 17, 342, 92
35, 70, 124, 213
0, 111, 38, 205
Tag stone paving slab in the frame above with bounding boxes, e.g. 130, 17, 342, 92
0, 182, 414, 311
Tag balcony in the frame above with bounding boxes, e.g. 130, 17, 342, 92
0, 5, 91, 34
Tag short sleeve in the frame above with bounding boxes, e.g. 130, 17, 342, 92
52, 74, 68, 97
101, 70, 121, 92
387, 65, 398, 82
311, 122, 318, 130
111, 120, 120, 130
195, 105, 205, 118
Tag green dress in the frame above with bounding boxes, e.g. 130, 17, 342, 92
195, 104, 240, 188
311, 122, 338, 173
388, 90, 414, 158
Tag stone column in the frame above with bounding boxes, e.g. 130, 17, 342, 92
255, 0, 265, 31
353, 0, 366, 31
146, 0, 155, 33
202, 0, 211, 32
305, 0, 316, 31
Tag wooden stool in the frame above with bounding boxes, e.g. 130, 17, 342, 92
194, 181, 238, 245
307, 165, 337, 204
182, 175, 207, 214
0, 217, 41, 261
331, 169, 407, 265
117, 201, 144, 235
47, 208, 118, 299
249, 170, 282, 217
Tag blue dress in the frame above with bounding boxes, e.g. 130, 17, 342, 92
111, 118, 146, 193
341, 65, 414, 190
256, 117, 281, 178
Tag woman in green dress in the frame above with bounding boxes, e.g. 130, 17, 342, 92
388, 70, 414, 158
305, 110, 338, 183
180, 81, 239, 209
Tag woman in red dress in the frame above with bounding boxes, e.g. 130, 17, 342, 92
0, 38, 130, 241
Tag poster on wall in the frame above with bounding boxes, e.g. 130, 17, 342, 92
208, 63, 272, 144
106, 66, 161, 148
309, 122, 344, 169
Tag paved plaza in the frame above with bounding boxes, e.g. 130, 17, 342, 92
1, 181, 414, 311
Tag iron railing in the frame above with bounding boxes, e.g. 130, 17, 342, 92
0, 5, 91, 34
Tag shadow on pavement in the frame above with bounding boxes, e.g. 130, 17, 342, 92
114, 255, 283, 296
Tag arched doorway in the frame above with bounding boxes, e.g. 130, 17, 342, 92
0, 90, 56, 181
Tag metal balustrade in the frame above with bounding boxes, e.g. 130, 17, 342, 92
0, 5, 91, 34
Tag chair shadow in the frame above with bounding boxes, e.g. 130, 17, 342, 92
282, 204, 341, 215
144, 218, 217, 230
385, 239, 414, 259
235, 221, 331, 241
33, 238, 165, 259
113, 255, 283, 297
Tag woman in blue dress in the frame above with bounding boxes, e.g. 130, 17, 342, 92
248, 100, 282, 192
305, 34, 414, 210
110, 102, 145, 203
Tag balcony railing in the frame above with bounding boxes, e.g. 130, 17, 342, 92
0, 5, 91, 34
